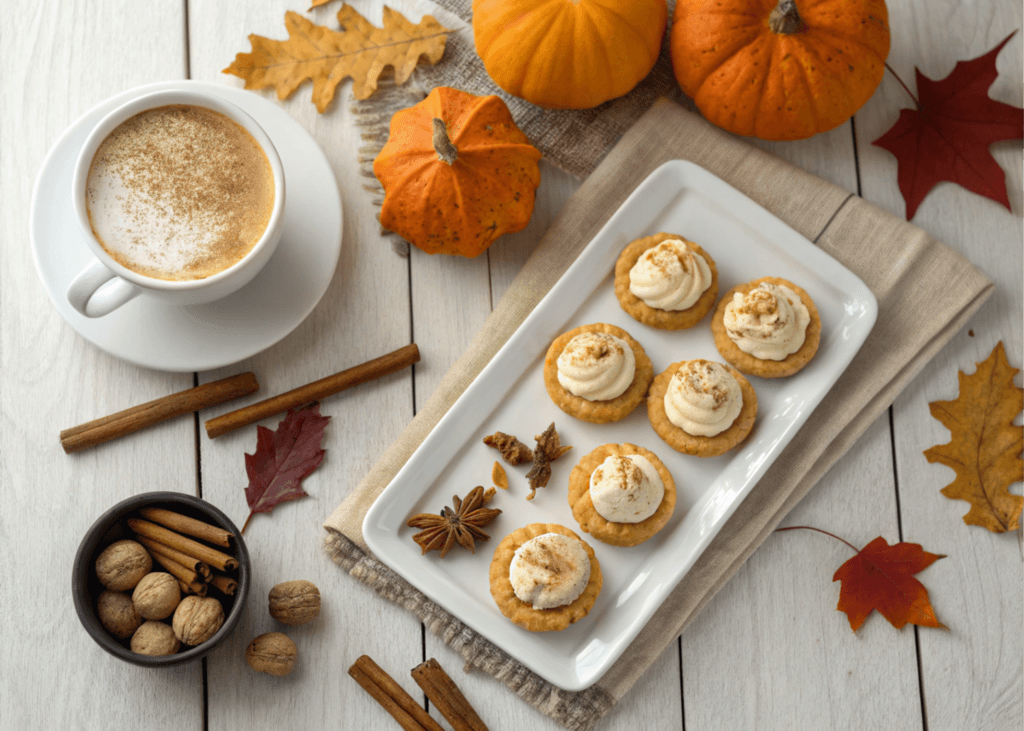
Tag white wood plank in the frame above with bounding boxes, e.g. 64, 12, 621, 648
0, 1, 201, 729
682, 416, 923, 730
185, 1, 425, 728
680, 123, 923, 727
855, 1, 1024, 728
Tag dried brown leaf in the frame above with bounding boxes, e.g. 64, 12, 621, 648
224, 5, 451, 113
924, 341, 1023, 532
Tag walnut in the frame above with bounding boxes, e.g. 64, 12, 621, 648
483, 432, 533, 465
269, 580, 321, 626
132, 572, 181, 620
246, 632, 297, 676
172, 596, 224, 646
95, 540, 152, 591
131, 621, 181, 656
97, 590, 142, 639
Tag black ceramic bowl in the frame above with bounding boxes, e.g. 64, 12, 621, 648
72, 491, 251, 667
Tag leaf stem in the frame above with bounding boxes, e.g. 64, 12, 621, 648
885, 63, 920, 108
774, 525, 860, 553
240, 512, 254, 536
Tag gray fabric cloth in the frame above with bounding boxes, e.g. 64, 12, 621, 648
324, 97, 993, 730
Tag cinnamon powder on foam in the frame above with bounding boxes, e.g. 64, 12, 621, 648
86, 105, 274, 281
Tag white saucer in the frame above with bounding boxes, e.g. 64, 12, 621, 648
30, 80, 343, 372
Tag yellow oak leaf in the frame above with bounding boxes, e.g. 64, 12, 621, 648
924, 341, 1024, 532
223, 5, 451, 113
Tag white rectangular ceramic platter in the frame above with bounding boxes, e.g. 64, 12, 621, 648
364, 160, 877, 691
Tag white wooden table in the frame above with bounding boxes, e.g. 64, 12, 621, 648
3, 1, 1021, 728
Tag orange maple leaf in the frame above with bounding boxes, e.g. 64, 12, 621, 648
924, 341, 1024, 533
223, 5, 451, 113
833, 536, 947, 632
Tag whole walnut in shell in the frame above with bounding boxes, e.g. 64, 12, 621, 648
269, 580, 321, 626
132, 572, 181, 620
172, 596, 224, 646
95, 540, 152, 591
131, 621, 181, 656
246, 632, 297, 676
97, 590, 142, 640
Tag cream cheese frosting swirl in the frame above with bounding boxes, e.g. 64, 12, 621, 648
628, 239, 712, 311
557, 332, 635, 401
723, 282, 810, 361
589, 455, 664, 523
665, 360, 743, 437
509, 533, 590, 610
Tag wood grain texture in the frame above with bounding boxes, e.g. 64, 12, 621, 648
0, 1, 201, 729
187, 2, 424, 729
855, 1, 1024, 728
682, 417, 924, 730
679, 125, 921, 729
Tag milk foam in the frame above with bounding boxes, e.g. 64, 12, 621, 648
86, 105, 274, 281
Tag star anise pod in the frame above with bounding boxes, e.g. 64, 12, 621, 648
406, 486, 501, 558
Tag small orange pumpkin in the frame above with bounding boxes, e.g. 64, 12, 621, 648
671, 0, 890, 140
374, 87, 542, 257
472, 0, 668, 110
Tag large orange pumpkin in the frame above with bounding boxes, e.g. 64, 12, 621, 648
671, 0, 890, 140
472, 0, 668, 110
374, 87, 542, 257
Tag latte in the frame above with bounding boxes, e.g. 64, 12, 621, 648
85, 104, 275, 281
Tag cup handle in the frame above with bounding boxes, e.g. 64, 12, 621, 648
67, 259, 141, 318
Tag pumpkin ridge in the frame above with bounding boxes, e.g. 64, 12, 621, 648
800, 28, 888, 67
587, 0, 663, 60
786, 41, 825, 133
575, 8, 620, 96
680, 24, 766, 95
693, 33, 774, 119
747, 39, 779, 137
519, 9, 573, 104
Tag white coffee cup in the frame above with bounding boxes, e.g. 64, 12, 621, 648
67, 88, 286, 318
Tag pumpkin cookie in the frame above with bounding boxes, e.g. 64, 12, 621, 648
711, 276, 821, 378
489, 523, 602, 632
648, 360, 757, 457
568, 443, 677, 547
614, 232, 719, 330
543, 323, 654, 424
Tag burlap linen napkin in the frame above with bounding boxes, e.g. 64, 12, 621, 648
324, 98, 993, 730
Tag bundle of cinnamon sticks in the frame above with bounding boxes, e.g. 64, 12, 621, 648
349, 655, 488, 731
128, 508, 239, 598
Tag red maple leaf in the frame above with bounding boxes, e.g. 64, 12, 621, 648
777, 527, 947, 632
832, 536, 947, 632
873, 32, 1023, 220
241, 404, 330, 533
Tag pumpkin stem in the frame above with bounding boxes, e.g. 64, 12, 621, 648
431, 117, 458, 165
769, 0, 804, 34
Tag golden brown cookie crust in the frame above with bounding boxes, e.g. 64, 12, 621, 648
543, 323, 654, 424
614, 233, 719, 330
711, 276, 821, 378
489, 523, 602, 632
647, 362, 758, 457
567, 443, 677, 547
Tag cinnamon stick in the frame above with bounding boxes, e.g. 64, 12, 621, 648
205, 344, 419, 439
209, 574, 237, 596
177, 579, 193, 595
150, 552, 207, 596
61, 372, 259, 453
139, 507, 232, 548
128, 518, 238, 572
348, 655, 443, 731
136, 535, 212, 580
411, 659, 488, 731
